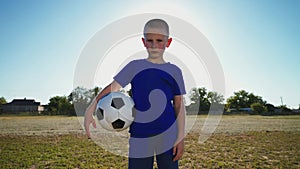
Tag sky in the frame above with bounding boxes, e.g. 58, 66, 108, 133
0, 0, 299, 108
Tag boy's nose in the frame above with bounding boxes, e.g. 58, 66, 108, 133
151, 42, 158, 48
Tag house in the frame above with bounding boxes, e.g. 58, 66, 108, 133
1, 98, 44, 113
228, 107, 252, 112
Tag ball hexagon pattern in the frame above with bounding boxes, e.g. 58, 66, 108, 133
94, 92, 135, 131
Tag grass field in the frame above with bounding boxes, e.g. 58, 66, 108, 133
0, 115, 299, 168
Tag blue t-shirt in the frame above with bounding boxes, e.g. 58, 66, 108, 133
114, 59, 186, 137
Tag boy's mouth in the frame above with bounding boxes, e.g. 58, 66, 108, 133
148, 49, 161, 53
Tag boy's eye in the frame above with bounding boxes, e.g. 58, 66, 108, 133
147, 39, 153, 42
156, 39, 163, 42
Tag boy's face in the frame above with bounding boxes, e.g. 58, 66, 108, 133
142, 33, 172, 59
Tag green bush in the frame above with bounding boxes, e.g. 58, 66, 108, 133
251, 103, 267, 114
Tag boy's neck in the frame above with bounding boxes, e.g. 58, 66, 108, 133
146, 57, 166, 64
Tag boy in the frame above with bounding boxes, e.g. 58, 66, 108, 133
84, 18, 186, 169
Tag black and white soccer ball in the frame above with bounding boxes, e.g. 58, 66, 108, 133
94, 92, 135, 131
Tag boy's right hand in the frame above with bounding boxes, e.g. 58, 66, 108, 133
84, 106, 97, 139
83, 80, 121, 139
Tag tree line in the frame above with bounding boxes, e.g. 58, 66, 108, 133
186, 87, 298, 115
45, 86, 101, 116
0, 86, 299, 116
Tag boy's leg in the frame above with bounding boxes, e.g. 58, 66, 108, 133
128, 136, 155, 169
128, 156, 154, 169
156, 149, 179, 169
155, 126, 179, 169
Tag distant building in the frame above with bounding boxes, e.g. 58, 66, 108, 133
0, 98, 44, 113
292, 109, 300, 113
228, 107, 252, 112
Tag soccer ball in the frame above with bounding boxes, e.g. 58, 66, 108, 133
94, 92, 135, 131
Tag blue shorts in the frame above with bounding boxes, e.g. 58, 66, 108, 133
128, 128, 178, 169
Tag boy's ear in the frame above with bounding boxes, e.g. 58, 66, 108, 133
142, 37, 146, 47
166, 38, 172, 48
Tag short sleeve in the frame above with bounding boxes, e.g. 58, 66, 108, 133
173, 67, 186, 96
113, 61, 135, 88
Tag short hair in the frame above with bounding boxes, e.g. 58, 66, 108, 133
143, 19, 169, 37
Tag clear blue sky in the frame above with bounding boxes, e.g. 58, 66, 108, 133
0, 0, 299, 108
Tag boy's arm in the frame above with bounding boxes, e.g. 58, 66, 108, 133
84, 80, 122, 138
172, 95, 186, 161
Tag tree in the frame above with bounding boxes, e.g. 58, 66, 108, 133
251, 103, 267, 115
189, 87, 200, 104
69, 86, 101, 116
207, 91, 225, 104
92, 87, 100, 98
187, 88, 202, 114
0, 97, 6, 105
198, 87, 211, 112
226, 90, 266, 111
47, 96, 74, 115
278, 105, 292, 112
0, 97, 6, 113
189, 87, 210, 112
187, 87, 224, 114
265, 103, 276, 112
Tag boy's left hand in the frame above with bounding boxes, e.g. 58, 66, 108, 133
173, 139, 184, 161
